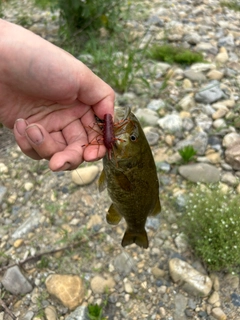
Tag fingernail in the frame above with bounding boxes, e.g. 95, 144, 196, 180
26, 125, 43, 145
15, 119, 28, 136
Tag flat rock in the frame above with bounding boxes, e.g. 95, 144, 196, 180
12, 210, 42, 239
45, 274, 85, 310
169, 258, 212, 297
195, 81, 225, 104
178, 163, 220, 183
184, 70, 206, 82
2, 266, 33, 295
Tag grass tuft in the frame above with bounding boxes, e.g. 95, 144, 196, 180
147, 44, 204, 65
178, 145, 197, 163
220, 0, 240, 11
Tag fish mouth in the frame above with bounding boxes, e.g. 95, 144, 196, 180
114, 106, 131, 123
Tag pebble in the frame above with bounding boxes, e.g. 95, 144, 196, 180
65, 306, 88, 320
90, 275, 115, 294
195, 81, 225, 104
12, 210, 42, 239
178, 163, 220, 183
0, 163, 8, 174
45, 274, 85, 310
45, 306, 58, 320
158, 114, 183, 133
0, 185, 7, 204
211, 307, 227, 320
2, 266, 33, 295
134, 108, 159, 126
71, 165, 99, 186
169, 258, 212, 296
208, 291, 220, 305
13, 238, 24, 248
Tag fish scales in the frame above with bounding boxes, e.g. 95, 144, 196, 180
98, 106, 161, 249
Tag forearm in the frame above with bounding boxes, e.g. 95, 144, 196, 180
0, 19, 80, 101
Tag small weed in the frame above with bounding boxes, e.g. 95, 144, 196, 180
88, 303, 107, 320
147, 44, 204, 65
178, 145, 197, 163
181, 183, 240, 272
220, 0, 240, 11
37, 256, 49, 269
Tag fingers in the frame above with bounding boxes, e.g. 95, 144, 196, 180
14, 119, 66, 160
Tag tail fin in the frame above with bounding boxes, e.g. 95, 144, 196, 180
121, 229, 149, 249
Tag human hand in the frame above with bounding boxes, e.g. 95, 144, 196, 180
0, 19, 114, 171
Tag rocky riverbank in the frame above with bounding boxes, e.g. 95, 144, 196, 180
1, 0, 240, 319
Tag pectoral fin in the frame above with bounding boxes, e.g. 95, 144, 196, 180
121, 229, 149, 249
106, 204, 122, 225
98, 170, 107, 192
150, 198, 161, 216
115, 172, 132, 191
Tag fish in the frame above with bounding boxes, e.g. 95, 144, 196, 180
98, 106, 161, 249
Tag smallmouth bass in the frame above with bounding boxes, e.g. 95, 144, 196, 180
98, 106, 161, 249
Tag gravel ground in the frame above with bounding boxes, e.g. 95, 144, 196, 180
1, 0, 240, 319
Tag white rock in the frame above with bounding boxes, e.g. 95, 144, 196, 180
222, 132, 240, 148
71, 166, 99, 185
24, 182, 34, 191
0, 163, 8, 174
169, 258, 212, 296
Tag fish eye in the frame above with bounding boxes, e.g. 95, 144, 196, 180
130, 134, 137, 142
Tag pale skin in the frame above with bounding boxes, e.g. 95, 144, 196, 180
0, 19, 115, 171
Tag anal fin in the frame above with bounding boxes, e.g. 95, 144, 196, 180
106, 204, 122, 225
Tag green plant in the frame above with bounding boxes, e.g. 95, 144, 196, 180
178, 145, 197, 163
220, 0, 240, 11
34, 0, 55, 9
82, 37, 150, 93
57, 0, 122, 33
37, 256, 50, 269
147, 44, 204, 65
88, 303, 107, 320
181, 183, 240, 271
